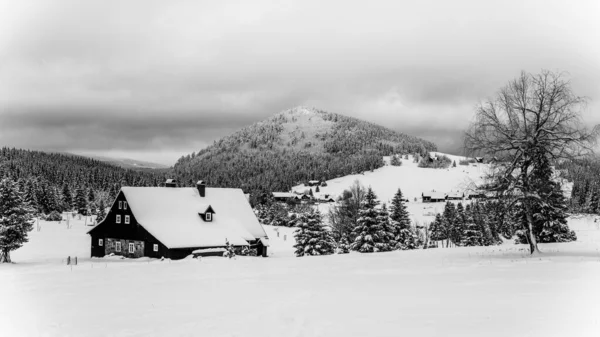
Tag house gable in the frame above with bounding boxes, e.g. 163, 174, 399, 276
87, 191, 169, 258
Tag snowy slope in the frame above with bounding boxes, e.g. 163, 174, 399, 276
2, 215, 600, 336
293, 154, 489, 225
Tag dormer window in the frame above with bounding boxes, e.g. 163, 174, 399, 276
198, 204, 215, 222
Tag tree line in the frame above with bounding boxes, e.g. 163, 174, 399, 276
0, 147, 169, 217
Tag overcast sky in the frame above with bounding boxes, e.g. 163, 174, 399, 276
1, 0, 599, 165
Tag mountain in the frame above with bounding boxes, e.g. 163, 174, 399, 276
174, 107, 437, 202
78, 154, 170, 170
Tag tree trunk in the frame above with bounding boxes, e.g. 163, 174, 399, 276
0, 250, 11, 263
524, 204, 540, 255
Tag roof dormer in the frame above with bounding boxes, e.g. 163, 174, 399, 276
198, 204, 215, 222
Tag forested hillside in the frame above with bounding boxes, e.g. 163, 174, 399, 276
557, 158, 600, 213
174, 107, 437, 200
0, 147, 169, 215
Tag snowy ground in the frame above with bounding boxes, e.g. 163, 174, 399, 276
2, 215, 600, 337
292, 153, 572, 226
293, 154, 489, 224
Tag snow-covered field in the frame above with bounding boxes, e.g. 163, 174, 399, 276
2, 215, 600, 337
293, 154, 489, 224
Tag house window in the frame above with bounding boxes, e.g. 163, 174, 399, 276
129, 243, 134, 253
153, 244, 158, 252
205, 212, 212, 221
116, 215, 121, 223
124, 201, 128, 210
99, 239, 103, 246
116, 241, 121, 252
125, 215, 130, 224
119, 201, 123, 209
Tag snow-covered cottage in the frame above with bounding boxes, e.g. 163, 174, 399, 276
88, 180, 269, 260
421, 191, 446, 203
307, 180, 321, 187
446, 191, 465, 200
272, 192, 298, 202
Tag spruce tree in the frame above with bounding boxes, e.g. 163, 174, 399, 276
462, 206, 482, 246
337, 234, 350, 254
428, 214, 445, 247
451, 202, 466, 246
390, 189, 410, 229
441, 202, 456, 247
377, 203, 396, 251
97, 198, 107, 223
293, 210, 336, 257
589, 189, 600, 214
87, 188, 96, 205
75, 186, 88, 215
61, 183, 73, 211
223, 239, 236, 258
515, 152, 576, 244
351, 187, 386, 253
389, 188, 417, 250
23, 179, 39, 213
0, 178, 35, 263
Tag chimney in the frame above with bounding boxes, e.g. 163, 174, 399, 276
197, 180, 206, 197
165, 179, 178, 188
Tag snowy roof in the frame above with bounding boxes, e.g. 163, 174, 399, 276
422, 191, 446, 199
192, 248, 228, 254
272, 192, 296, 198
111, 187, 268, 249
309, 180, 320, 184
447, 191, 464, 198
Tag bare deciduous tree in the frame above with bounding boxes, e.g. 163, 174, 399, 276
464, 70, 598, 254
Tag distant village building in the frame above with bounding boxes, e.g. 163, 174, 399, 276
272, 192, 298, 202
421, 191, 446, 203
446, 191, 465, 201
474, 157, 485, 163
307, 180, 321, 187
467, 191, 486, 200
88, 180, 270, 260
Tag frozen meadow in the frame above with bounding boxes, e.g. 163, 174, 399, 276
1, 215, 600, 337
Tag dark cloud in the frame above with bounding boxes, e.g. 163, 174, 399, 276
1, 0, 599, 165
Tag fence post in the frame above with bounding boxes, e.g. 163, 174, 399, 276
284, 235, 287, 241
75, 257, 78, 265
67, 256, 71, 265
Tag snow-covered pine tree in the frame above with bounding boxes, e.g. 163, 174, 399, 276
377, 203, 396, 251
337, 234, 350, 254
223, 239, 236, 258
461, 204, 482, 246
390, 155, 401, 166
350, 188, 387, 253
97, 198, 107, 223
441, 202, 456, 247
87, 188, 96, 206
293, 209, 336, 257
451, 202, 466, 245
0, 178, 35, 263
589, 189, 600, 214
61, 183, 73, 211
390, 189, 410, 229
23, 179, 39, 213
428, 213, 446, 247
389, 188, 417, 250
74, 186, 88, 215
514, 151, 576, 244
